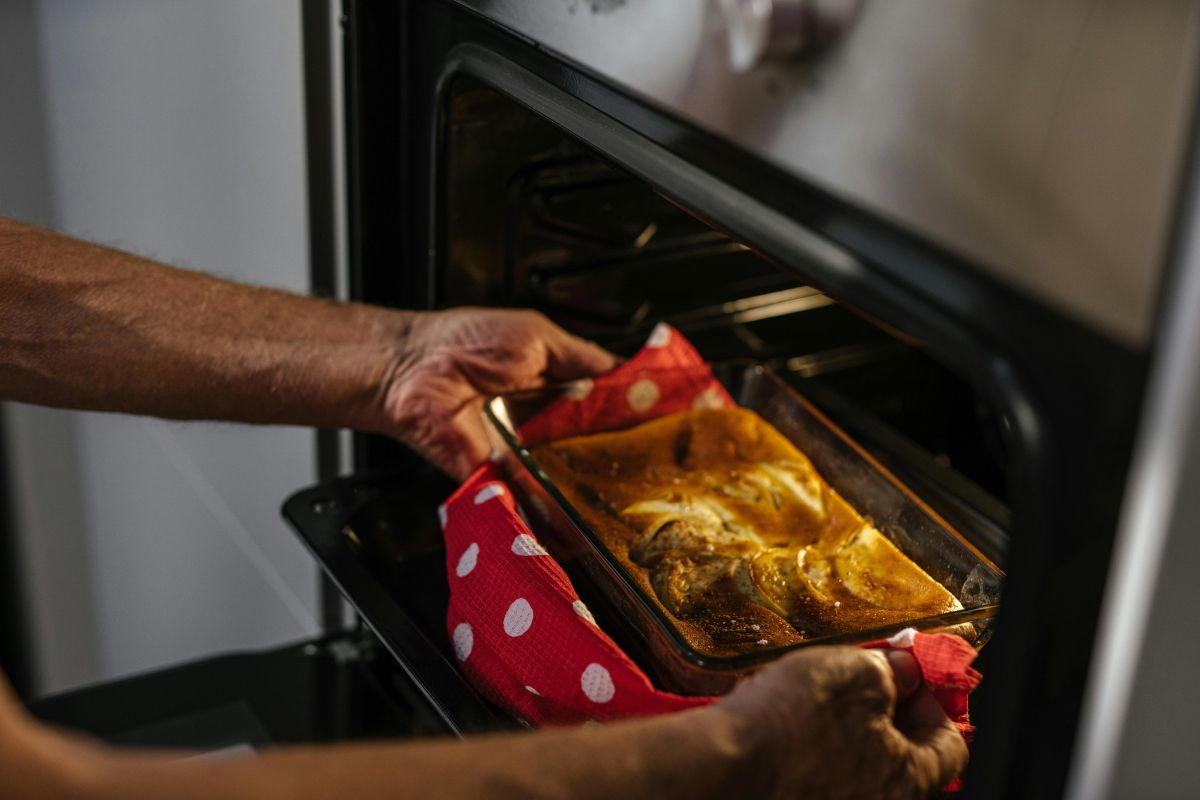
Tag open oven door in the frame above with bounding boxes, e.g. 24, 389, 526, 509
308, 1, 1196, 797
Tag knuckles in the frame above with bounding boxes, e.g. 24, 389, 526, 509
723, 647, 949, 800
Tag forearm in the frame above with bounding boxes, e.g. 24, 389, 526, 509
70, 707, 767, 800
0, 217, 407, 431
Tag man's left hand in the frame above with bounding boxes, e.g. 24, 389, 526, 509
377, 308, 619, 480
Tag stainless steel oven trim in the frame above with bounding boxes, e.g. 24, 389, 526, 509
301, 0, 356, 636
1065, 117, 1200, 800
452, 0, 1200, 349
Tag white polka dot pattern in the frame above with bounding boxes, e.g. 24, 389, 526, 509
646, 324, 671, 348
455, 542, 479, 577
581, 663, 615, 703
692, 386, 725, 410
572, 600, 597, 625
503, 598, 534, 637
626, 379, 660, 412
511, 533, 549, 557
888, 628, 918, 649
452, 623, 473, 661
433, 326, 947, 725
565, 378, 594, 400
474, 484, 505, 504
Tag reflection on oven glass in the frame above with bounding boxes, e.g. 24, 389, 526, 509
443, 75, 1011, 561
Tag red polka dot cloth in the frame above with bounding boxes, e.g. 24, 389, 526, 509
515, 321, 735, 447
442, 465, 707, 724
440, 324, 980, 781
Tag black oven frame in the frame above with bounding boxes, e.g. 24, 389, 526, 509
339, 2, 1153, 796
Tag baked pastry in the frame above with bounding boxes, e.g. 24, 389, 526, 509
532, 407, 961, 657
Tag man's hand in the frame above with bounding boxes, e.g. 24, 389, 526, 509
711, 646, 969, 799
377, 308, 618, 480
0, 646, 966, 800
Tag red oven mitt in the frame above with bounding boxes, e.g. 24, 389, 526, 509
441, 324, 979, 786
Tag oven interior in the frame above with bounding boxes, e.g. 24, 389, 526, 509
287, 70, 1026, 735
440, 76, 1012, 565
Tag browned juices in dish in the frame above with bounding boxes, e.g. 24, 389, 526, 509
532, 407, 961, 657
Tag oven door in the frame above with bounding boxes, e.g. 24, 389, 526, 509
321, 2, 1154, 797
284, 470, 517, 735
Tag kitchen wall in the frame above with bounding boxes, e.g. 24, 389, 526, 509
0, 0, 321, 695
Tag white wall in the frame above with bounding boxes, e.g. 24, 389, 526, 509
0, 0, 321, 695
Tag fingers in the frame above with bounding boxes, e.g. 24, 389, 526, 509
542, 325, 620, 381
855, 649, 901, 716
877, 650, 968, 791
708, 646, 968, 798
445, 415, 491, 482
430, 403, 492, 482
384, 373, 491, 481
892, 688, 970, 790
871, 654, 967, 794
722, 646, 900, 721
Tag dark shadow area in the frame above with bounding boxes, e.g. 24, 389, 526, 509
0, 0, 56, 701
0, 0, 55, 226
0, 416, 32, 698
1, 1, 103, 699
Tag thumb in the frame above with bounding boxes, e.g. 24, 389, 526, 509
430, 403, 492, 482
885, 649, 922, 701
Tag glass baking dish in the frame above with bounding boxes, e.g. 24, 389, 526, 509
483, 362, 1004, 695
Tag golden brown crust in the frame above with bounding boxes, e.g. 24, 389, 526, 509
532, 408, 960, 658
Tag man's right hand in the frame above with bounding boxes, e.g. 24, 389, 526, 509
0, 647, 967, 800
711, 646, 969, 799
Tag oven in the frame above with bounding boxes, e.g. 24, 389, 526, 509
283, 2, 1200, 797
